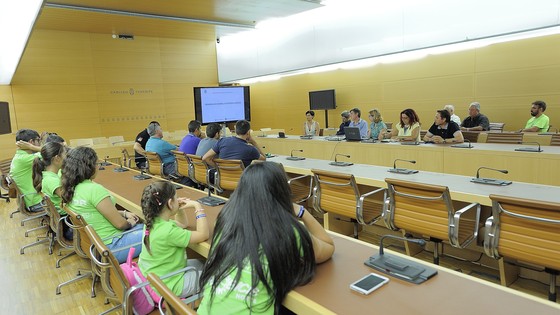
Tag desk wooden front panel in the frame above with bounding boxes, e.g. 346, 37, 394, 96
258, 136, 560, 186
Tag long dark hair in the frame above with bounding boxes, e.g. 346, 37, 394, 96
400, 108, 420, 128
199, 162, 315, 314
32, 142, 66, 193
61, 147, 98, 203
141, 181, 176, 255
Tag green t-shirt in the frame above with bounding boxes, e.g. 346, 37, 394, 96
42, 171, 65, 215
524, 114, 550, 132
198, 229, 305, 315
197, 257, 273, 315
10, 150, 42, 207
138, 218, 191, 296
68, 180, 119, 244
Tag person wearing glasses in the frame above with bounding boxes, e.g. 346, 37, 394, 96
460, 102, 490, 131
10, 129, 44, 212
380, 108, 421, 142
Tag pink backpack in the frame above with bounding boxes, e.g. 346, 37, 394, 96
120, 247, 161, 315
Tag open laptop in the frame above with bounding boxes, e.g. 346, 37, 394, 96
344, 127, 363, 141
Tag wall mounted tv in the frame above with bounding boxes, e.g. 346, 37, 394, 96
309, 89, 336, 110
193, 86, 251, 124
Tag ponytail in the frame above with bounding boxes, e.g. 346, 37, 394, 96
32, 157, 46, 193
32, 142, 66, 193
140, 181, 176, 255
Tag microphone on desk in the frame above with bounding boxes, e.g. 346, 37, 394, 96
514, 141, 542, 152
364, 234, 437, 284
329, 154, 352, 166
114, 159, 128, 172
387, 159, 418, 174
471, 166, 512, 186
98, 162, 105, 170
133, 169, 151, 180
286, 149, 305, 161
100, 155, 111, 166
450, 139, 473, 149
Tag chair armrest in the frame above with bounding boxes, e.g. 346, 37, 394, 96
288, 174, 313, 203
483, 216, 500, 259
451, 202, 481, 248
356, 188, 386, 225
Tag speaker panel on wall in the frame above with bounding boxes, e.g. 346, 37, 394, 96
0, 102, 12, 135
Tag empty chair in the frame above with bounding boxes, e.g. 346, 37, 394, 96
92, 137, 109, 145
43, 195, 74, 267
420, 130, 427, 140
383, 178, 480, 264
462, 131, 480, 143
485, 132, 523, 144
121, 149, 133, 169
550, 134, 560, 146
213, 158, 245, 194
385, 122, 393, 130
311, 169, 385, 239
109, 135, 125, 145
484, 194, 560, 301
147, 273, 198, 315
488, 122, 505, 132
70, 138, 94, 147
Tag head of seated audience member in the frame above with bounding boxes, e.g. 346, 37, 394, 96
235, 119, 251, 136
188, 120, 202, 137
468, 102, 481, 118
399, 108, 420, 127
444, 104, 455, 116
435, 109, 451, 126
206, 122, 221, 139
32, 141, 67, 193
350, 108, 361, 121
147, 122, 163, 138
368, 108, 383, 123
305, 110, 315, 121
61, 147, 98, 203
44, 133, 66, 145
530, 100, 546, 117
341, 110, 350, 122
16, 129, 41, 145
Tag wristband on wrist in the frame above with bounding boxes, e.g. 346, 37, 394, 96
297, 205, 305, 218
196, 214, 207, 220
194, 208, 205, 214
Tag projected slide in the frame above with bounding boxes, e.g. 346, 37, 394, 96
200, 87, 246, 123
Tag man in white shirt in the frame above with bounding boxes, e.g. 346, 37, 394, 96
349, 107, 368, 138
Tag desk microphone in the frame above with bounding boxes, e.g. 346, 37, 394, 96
387, 159, 418, 174
365, 234, 437, 284
450, 139, 472, 149
98, 162, 105, 170
133, 169, 151, 180
329, 154, 352, 166
100, 156, 111, 166
286, 149, 305, 161
514, 141, 542, 152
471, 166, 511, 186
114, 160, 128, 172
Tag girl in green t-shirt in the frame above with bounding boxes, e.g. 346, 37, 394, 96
32, 142, 72, 240
198, 162, 335, 315
139, 181, 209, 298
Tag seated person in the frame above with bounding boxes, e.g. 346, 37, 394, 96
423, 110, 464, 144
519, 100, 550, 132
195, 122, 221, 157
461, 102, 490, 131
178, 120, 204, 154
303, 110, 320, 136
380, 108, 421, 142
349, 108, 368, 138
202, 120, 265, 168
61, 146, 143, 263
335, 110, 351, 135
134, 121, 159, 169
367, 108, 387, 140
444, 104, 461, 126
32, 142, 72, 239
10, 129, 44, 212
198, 162, 334, 315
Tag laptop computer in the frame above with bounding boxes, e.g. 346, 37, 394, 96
344, 127, 363, 141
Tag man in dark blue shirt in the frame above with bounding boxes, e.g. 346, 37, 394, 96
202, 120, 265, 168
336, 110, 351, 135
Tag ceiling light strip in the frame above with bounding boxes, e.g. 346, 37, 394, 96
44, 3, 255, 29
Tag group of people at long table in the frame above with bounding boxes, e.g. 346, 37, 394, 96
10, 127, 335, 314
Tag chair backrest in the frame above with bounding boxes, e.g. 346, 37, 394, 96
145, 152, 165, 177
70, 138, 94, 147
0, 159, 11, 195
185, 154, 209, 187
84, 225, 133, 314
485, 132, 523, 144
63, 205, 92, 259
385, 122, 393, 129
147, 273, 198, 315
121, 149, 132, 168
171, 150, 189, 178
384, 178, 472, 246
488, 122, 505, 132
484, 195, 560, 271
550, 134, 560, 146
92, 137, 110, 145
462, 131, 480, 143
109, 135, 125, 145
7, 175, 46, 216
43, 195, 73, 248
312, 169, 360, 219
420, 130, 427, 139
213, 158, 245, 192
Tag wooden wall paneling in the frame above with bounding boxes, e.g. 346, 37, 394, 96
11, 85, 98, 104
161, 68, 217, 84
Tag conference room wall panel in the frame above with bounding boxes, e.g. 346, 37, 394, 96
95, 84, 164, 102
92, 50, 163, 69
163, 84, 198, 100
11, 65, 96, 85
161, 68, 217, 84
93, 67, 164, 84
15, 101, 99, 123
161, 52, 216, 69
11, 85, 97, 104
16, 47, 94, 69
24, 30, 93, 51
97, 99, 163, 118
90, 34, 161, 53
382, 75, 474, 103
159, 37, 215, 55
0, 86, 16, 160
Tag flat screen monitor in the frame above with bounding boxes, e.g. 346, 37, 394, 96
193, 86, 250, 124
309, 89, 336, 110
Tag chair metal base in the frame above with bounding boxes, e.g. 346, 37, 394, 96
9, 209, 19, 218
56, 251, 76, 268
546, 268, 558, 302
56, 270, 92, 295
20, 237, 49, 254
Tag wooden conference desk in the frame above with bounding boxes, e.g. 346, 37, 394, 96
93, 164, 560, 315
257, 136, 560, 186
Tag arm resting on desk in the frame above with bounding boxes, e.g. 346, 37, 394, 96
295, 204, 335, 263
